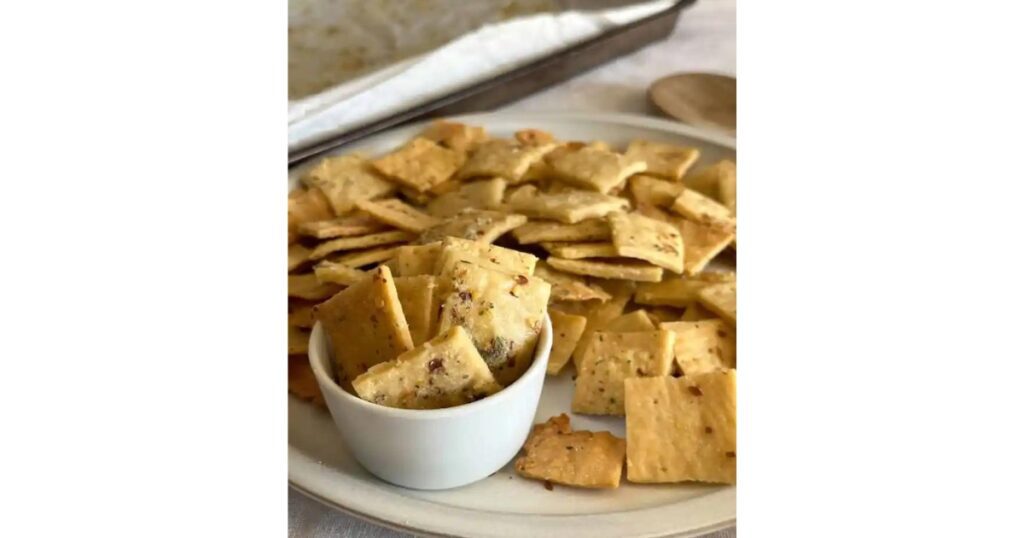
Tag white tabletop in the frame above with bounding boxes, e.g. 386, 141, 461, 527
289, 1, 736, 535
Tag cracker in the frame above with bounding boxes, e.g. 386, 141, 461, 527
434, 236, 538, 278
288, 324, 311, 355
696, 282, 736, 326
680, 218, 735, 275
313, 266, 414, 383
356, 198, 441, 233
634, 272, 735, 308
308, 230, 414, 260
457, 139, 556, 183
671, 189, 736, 229
718, 164, 737, 214
288, 187, 334, 231
391, 242, 442, 276
288, 355, 326, 407
352, 326, 502, 410
370, 137, 462, 193
288, 243, 311, 271
426, 178, 507, 218
624, 140, 700, 181
507, 185, 630, 223
624, 371, 736, 484
297, 213, 387, 239
660, 320, 736, 376
301, 155, 396, 214
329, 245, 400, 268
629, 174, 686, 208
514, 414, 626, 489
569, 282, 633, 367
609, 212, 684, 273
604, 310, 657, 332
534, 262, 612, 303
645, 306, 684, 324
288, 273, 342, 300
511, 218, 610, 244
547, 309, 587, 375
417, 209, 527, 245
571, 330, 676, 415
398, 186, 433, 206
514, 128, 557, 147
540, 241, 618, 260
546, 257, 664, 283
393, 275, 438, 346
684, 160, 735, 200
545, 146, 647, 194
680, 302, 717, 321
313, 261, 368, 286
436, 261, 550, 386
421, 120, 488, 153
288, 301, 316, 329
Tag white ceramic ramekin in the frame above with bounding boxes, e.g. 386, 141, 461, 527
307, 315, 551, 490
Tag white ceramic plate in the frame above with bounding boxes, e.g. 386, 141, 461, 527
289, 113, 737, 538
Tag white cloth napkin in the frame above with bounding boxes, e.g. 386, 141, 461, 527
288, 0, 676, 151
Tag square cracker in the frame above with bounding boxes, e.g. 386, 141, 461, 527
426, 178, 506, 218
660, 320, 736, 376
435, 261, 550, 386
546, 146, 647, 194
609, 212, 684, 274
297, 213, 387, 239
511, 218, 610, 244
507, 185, 629, 224
680, 218, 735, 275
540, 241, 618, 260
546, 257, 664, 283
696, 282, 736, 326
604, 310, 657, 332
629, 174, 686, 207
569, 281, 633, 367
634, 272, 736, 308
288, 188, 334, 231
671, 189, 736, 229
684, 160, 735, 200
288, 273, 342, 300
547, 309, 588, 375
624, 371, 737, 484
417, 209, 527, 245
308, 230, 413, 260
313, 266, 414, 384
301, 154, 396, 215
534, 262, 611, 303
571, 329, 676, 416
391, 242, 441, 276
434, 237, 538, 278
457, 139, 555, 183
393, 275, 438, 346
329, 245, 400, 268
356, 198, 441, 233
352, 326, 502, 410
421, 120, 488, 153
313, 261, 368, 286
624, 140, 700, 181
370, 137, 462, 193
288, 243, 311, 272
514, 414, 626, 489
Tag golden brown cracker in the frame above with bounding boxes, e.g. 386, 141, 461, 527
370, 137, 462, 193
417, 209, 527, 245
571, 330, 676, 416
301, 155, 396, 214
511, 218, 611, 244
680, 218, 735, 275
457, 139, 556, 183
684, 160, 735, 200
288, 301, 316, 329
393, 275, 438, 346
507, 185, 629, 224
356, 198, 441, 232
297, 213, 387, 239
547, 309, 587, 375
534, 262, 612, 303
308, 230, 414, 260
288, 187, 334, 232
624, 140, 700, 181
608, 212, 685, 274
288, 273, 342, 300
540, 241, 618, 260
391, 242, 442, 276
660, 320, 736, 376
329, 245, 400, 268
421, 120, 488, 153
545, 146, 647, 194
696, 282, 736, 326
629, 174, 686, 207
569, 282, 633, 368
288, 324, 311, 355
313, 261, 368, 286
680, 302, 717, 321
426, 177, 506, 218
546, 257, 664, 283
288, 243, 311, 272
671, 189, 736, 229
604, 310, 657, 332
514, 414, 626, 489
434, 236, 538, 278
634, 272, 734, 308
288, 355, 326, 408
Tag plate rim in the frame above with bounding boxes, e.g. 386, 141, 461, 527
289, 111, 736, 537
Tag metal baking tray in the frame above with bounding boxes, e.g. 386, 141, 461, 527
288, 0, 696, 166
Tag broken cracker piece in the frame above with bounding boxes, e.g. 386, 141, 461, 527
514, 414, 626, 489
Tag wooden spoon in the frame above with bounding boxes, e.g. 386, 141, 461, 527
648, 73, 736, 136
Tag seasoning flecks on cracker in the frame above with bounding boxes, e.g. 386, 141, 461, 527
609, 212, 685, 274
545, 146, 647, 194
417, 208, 527, 245
660, 320, 736, 376
696, 281, 736, 326
634, 272, 735, 308
514, 414, 626, 489
534, 261, 612, 303
571, 329, 676, 416
671, 189, 736, 230
680, 218, 735, 275
507, 185, 629, 224
297, 213, 388, 239
457, 139, 556, 183
434, 236, 538, 278
301, 155, 397, 215
426, 177, 507, 218
370, 137, 463, 193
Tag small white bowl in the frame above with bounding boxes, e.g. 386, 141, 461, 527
307, 316, 552, 490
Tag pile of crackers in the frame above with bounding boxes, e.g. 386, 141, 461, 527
287, 120, 738, 485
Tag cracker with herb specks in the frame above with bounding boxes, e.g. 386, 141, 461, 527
301, 155, 397, 215
624, 371, 736, 484
624, 140, 700, 181
540, 241, 618, 260
393, 275, 438, 346
609, 212, 684, 274
547, 309, 587, 375
671, 189, 736, 230
426, 178, 506, 218
571, 330, 676, 416
352, 326, 502, 410
370, 137, 463, 193
288, 273, 342, 300
696, 282, 736, 326
545, 146, 647, 194
434, 237, 537, 278
546, 257, 664, 283
313, 261, 368, 286
511, 218, 611, 244
534, 262, 611, 303
308, 230, 414, 260
684, 160, 735, 200
514, 414, 626, 488
604, 310, 657, 332
356, 198, 440, 233
313, 266, 414, 383
421, 120, 488, 154
457, 139, 556, 183
629, 174, 686, 207
435, 261, 550, 386
680, 219, 735, 275
391, 242, 442, 276
507, 185, 629, 224
298, 213, 388, 239
329, 245, 400, 268
660, 320, 736, 376
417, 209, 527, 245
